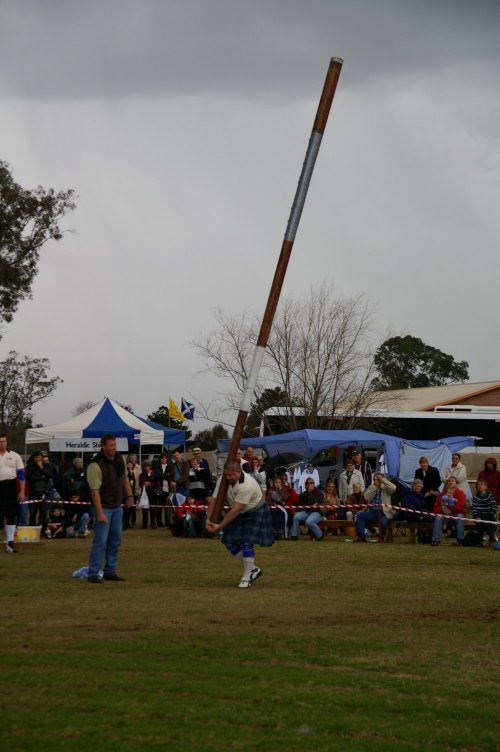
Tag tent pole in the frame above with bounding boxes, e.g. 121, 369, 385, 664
211, 57, 344, 521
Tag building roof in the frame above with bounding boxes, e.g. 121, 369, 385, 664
371, 381, 500, 412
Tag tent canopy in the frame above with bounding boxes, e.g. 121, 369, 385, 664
26, 398, 185, 448
218, 429, 474, 477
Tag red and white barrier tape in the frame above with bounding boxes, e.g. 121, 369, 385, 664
21, 498, 499, 527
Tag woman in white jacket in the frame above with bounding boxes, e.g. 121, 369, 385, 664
338, 460, 365, 501
442, 452, 469, 495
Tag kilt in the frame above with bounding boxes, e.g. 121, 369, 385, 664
222, 502, 274, 548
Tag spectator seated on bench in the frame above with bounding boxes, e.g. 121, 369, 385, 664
176, 495, 206, 538
290, 479, 325, 541
322, 480, 345, 521
344, 484, 365, 521
431, 477, 466, 547
355, 473, 396, 543
472, 479, 497, 545
169, 491, 188, 536
266, 477, 298, 540
397, 479, 428, 522
395, 479, 430, 542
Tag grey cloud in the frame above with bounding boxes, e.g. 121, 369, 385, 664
0, 0, 499, 101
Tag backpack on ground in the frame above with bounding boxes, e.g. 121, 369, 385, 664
462, 530, 483, 547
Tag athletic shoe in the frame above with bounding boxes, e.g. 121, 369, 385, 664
249, 566, 262, 583
430, 541, 440, 546
238, 577, 252, 589
103, 572, 125, 581
5, 541, 17, 554
290, 536, 299, 541
87, 575, 102, 583
44, 530, 52, 539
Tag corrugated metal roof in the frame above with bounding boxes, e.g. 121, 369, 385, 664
372, 381, 500, 412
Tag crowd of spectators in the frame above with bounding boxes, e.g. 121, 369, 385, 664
4, 444, 499, 547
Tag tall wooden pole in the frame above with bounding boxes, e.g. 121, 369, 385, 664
211, 57, 344, 520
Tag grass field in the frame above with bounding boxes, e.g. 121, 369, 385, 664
1, 530, 499, 752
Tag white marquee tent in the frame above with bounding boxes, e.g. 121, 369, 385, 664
25, 397, 185, 452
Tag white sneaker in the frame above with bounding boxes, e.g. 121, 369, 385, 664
249, 566, 262, 583
5, 541, 17, 554
238, 578, 252, 589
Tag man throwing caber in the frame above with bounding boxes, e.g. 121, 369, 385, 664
0, 433, 25, 554
86, 434, 134, 583
206, 461, 274, 589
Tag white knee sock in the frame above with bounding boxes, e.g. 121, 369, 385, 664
242, 557, 255, 579
6, 524, 16, 543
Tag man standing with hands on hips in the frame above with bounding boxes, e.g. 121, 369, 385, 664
0, 433, 25, 554
86, 434, 134, 583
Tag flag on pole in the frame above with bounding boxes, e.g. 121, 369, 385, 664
181, 398, 196, 421
169, 397, 185, 422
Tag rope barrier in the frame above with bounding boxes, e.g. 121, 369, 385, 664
21, 498, 499, 527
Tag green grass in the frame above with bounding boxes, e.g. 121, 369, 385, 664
1, 531, 499, 751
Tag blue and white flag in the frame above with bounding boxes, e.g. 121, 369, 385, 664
181, 398, 196, 421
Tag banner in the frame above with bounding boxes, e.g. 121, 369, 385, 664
49, 437, 129, 452
181, 398, 196, 421
169, 398, 185, 423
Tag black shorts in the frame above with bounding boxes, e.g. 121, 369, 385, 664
0, 480, 20, 518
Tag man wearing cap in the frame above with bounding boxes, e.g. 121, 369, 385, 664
351, 450, 373, 488
192, 447, 210, 473
0, 433, 25, 554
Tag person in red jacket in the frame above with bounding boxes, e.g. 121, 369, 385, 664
176, 495, 206, 538
431, 476, 467, 546
477, 457, 500, 505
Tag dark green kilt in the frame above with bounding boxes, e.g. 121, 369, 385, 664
221, 502, 274, 548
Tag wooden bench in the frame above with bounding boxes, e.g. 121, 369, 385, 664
319, 519, 357, 537
319, 518, 399, 541
394, 517, 477, 543
314, 517, 478, 543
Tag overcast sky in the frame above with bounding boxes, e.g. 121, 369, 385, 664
1, 0, 499, 433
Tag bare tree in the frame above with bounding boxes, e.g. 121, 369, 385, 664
194, 307, 261, 411
194, 283, 389, 431
73, 400, 97, 416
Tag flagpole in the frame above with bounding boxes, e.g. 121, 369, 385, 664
211, 56, 344, 521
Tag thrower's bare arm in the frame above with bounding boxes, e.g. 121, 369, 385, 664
206, 497, 245, 533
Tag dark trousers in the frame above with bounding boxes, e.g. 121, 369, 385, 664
122, 505, 137, 528
141, 508, 157, 529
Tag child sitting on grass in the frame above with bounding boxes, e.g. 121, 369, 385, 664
45, 505, 66, 539
65, 493, 91, 538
